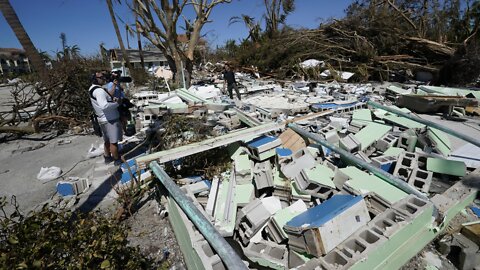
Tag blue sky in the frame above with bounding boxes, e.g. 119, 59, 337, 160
0, 0, 353, 57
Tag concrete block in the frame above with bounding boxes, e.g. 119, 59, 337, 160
367, 208, 410, 238
57, 177, 89, 196
371, 155, 397, 172
392, 152, 419, 181
397, 130, 418, 152
289, 250, 313, 269
407, 167, 433, 193
297, 257, 333, 270
185, 180, 210, 194
192, 239, 226, 270
246, 135, 282, 155
318, 124, 340, 144
253, 160, 274, 190
375, 133, 398, 152
438, 233, 480, 270
353, 151, 371, 163
294, 170, 335, 200
347, 121, 366, 134
391, 194, 432, 220
266, 200, 308, 243
243, 240, 288, 269
237, 197, 281, 246
280, 148, 316, 179
339, 134, 361, 153
284, 195, 370, 257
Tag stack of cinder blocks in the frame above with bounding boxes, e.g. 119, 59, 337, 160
295, 195, 433, 269
236, 197, 281, 246
393, 152, 433, 193
243, 240, 289, 269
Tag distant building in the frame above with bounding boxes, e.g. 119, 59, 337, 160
108, 49, 168, 69
0, 48, 31, 75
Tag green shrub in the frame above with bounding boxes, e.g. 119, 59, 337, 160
0, 196, 152, 269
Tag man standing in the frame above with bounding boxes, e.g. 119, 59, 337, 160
223, 63, 241, 100
89, 72, 123, 166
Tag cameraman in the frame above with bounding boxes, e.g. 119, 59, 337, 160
107, 71, 130, 133
90, 71, 123, 166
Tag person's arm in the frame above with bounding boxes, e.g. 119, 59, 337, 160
94, 88, 119, 110
106, 81, 116, 96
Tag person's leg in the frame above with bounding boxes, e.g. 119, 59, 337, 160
234, 83, 241, 100
227, 84, 234, 99
110, 143, 119, 160
104, 141, 111, 157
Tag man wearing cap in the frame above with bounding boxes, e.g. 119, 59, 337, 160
89, 72, 123, 166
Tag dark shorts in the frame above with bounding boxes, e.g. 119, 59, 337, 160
100, 120, 123, 144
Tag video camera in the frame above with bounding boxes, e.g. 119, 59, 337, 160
105, 70, 132, 83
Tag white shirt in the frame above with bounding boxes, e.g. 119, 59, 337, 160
89, 84, 119, 123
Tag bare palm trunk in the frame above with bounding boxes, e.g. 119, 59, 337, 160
106, 0, 132, 69
0, 0, 47, 82
134, 1, 145, 69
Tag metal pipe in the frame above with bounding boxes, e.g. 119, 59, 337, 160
367, 100, 480, 148
287, 123, 430, 201
149, 161, 247, 270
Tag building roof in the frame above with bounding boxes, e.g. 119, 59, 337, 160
109, 49, 167, 63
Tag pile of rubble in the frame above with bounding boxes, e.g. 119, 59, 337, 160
103, 68, 480, 269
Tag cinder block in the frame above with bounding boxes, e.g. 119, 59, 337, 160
253, 160, 274, 190
297, 257, 333, 270
391, 194, 432, 220
243, 240, 288, 269
284, 195, 370, 257
192, 239, 226, 270
57, 178, 89, 197
318, 125, 340, 144
375, 133, 398, 152
407, 168, 433, 193
347, 121, 366, 134
371, 155, 397, 172
353, 151, 371, 163
280, 148, 316, 179
438, 233, 480, 270
392, 152, 419, 181
339, 134, 361, 153
397, 130, 418, 152
246, 135, 282, 156
237, 197, 281, 246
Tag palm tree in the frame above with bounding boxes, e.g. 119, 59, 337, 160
69, 45, 81, 59
0, 0, 47, 81
229, 14, 262, 42
106, 0, 131, 69
134, 0, 145, 69
59, 32, 68, 59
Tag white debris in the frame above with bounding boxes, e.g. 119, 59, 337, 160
37, 166, 62, 182
299, 59, 325, 68
86, 143, 104, 158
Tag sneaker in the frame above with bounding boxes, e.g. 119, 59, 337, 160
113, 159, 123, 166
104, 155, 114, 164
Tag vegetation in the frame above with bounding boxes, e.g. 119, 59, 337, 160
0, 196, 152, 269
215, 0, 480, 85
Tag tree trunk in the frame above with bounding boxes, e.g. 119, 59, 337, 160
134, 1, 145, 69
0, 0, 48, 83
106, 0, 132, 69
